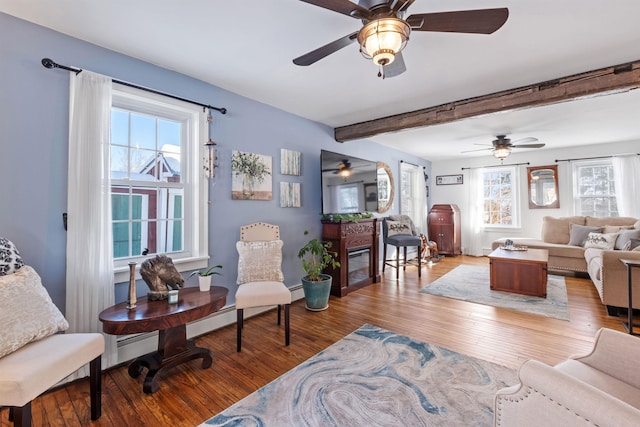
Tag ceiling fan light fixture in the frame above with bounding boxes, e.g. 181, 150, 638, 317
358, 18, 410, 66
493, 147, 511, 161
338, 167, 351, 179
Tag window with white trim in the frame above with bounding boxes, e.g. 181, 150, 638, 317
572, 159, 618, 217
110, 86, 208, 277
482, 166, 519, 227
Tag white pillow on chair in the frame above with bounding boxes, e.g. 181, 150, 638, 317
236, 240, 284, 284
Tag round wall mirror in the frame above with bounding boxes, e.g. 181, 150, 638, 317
377, 162, 394, 213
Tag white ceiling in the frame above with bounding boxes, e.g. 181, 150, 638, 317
2, 0, 640, 161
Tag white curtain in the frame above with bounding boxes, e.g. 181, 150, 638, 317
613, 155, 640, 217
66, 71, 117, 377
464, 168, 484, 256
416, 167, 427, 234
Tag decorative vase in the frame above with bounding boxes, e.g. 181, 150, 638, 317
301, 274, 332, 311
127, 262, 137, 309
198, 275, 212, 292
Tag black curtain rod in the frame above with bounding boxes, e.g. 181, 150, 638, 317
555, 153, 639, 163
461, 162, 530, 170
400, 160, 426, 169
41, 58, 227, 114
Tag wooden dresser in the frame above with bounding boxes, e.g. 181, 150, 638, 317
321, 218, 380, 297
427, 204, 461, 256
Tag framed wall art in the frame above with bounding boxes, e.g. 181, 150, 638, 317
231, 150, 273, 200
280, 149, 301, 176
280, 182, 301, 208
436, 174, 463, 185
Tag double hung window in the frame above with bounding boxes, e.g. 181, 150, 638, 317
482, 166, 519, 227
573, 160, 618, 217
110, 86, 208, 278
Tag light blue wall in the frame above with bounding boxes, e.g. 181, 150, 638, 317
0, 13, 431, 310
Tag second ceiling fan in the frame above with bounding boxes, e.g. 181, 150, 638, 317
293, 0, 509, 78
462, 135, 546, 161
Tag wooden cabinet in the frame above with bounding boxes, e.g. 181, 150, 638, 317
428, 204, 461, 255
321, 218, 380, 297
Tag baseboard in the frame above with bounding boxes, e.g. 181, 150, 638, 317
116, 284, 304, 364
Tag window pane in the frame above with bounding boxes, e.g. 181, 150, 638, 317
111, 109, 129, 147
130, 113, 156, 150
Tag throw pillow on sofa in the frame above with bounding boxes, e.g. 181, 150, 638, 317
568, 224, 602, 247
616, 229, 640, 250
584, 232, 619, 250
629, 238, 640, 251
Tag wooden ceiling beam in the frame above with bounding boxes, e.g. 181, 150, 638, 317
334, 59, 640, 142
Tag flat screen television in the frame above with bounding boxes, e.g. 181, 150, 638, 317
321, 150, 378, 214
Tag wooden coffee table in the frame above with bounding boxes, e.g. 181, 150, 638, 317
488, 248, 549, 298
99, 286, 228, 394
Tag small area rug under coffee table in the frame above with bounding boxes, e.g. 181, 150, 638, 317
199, 324, 516, 427
420, 264, 569, 320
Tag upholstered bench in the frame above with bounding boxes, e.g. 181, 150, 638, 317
0, 333, 104, 426
0, 239, 105, 427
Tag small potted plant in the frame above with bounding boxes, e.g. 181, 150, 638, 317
298, 231, 340, 311
189, 264, 223, 292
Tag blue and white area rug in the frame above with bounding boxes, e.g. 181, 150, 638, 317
420, 265, 569, 320
199, 324, 517, 427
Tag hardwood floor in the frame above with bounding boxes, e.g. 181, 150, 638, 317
1, 255, 627, 426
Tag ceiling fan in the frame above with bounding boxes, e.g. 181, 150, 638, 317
293, 0, 509, 78
461, 135, 546, 161
322, 159, 353, 177
322, 159, 351, 176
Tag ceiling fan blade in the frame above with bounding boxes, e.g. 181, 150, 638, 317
299, 0, 373, 20
407, 8, 509, 34
382, 51, 406, 78
510, 137, 538, 145
293, 32, 359, 66
512, 143, 546, 149
461, 147, 494, 153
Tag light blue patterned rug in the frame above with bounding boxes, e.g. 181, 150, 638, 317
420, 265, 569, 320
199, 324, 516, 427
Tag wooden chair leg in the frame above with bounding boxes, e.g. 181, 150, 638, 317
284, 304, 290, 346
395, 245, 400, 279
403, 247, 408, 271
382, 244, 387, 272
418, 245, 422, 277
90, 355, 102, 420
277, 304, 282, 325
10, 402, 31, 427
237, 309, 244, 352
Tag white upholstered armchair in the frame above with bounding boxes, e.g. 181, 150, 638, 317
235, 222, 291, 352
495, 327, 640, 427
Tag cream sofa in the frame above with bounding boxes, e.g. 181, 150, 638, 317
492, 216, 640, 315
494, 328, 640, 427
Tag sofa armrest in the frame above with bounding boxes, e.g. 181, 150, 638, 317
601, 250, 640, 309
495, 359, 640, 427
572, 328, 640, 389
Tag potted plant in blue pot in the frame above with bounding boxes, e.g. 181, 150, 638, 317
298, 231, 340, 311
